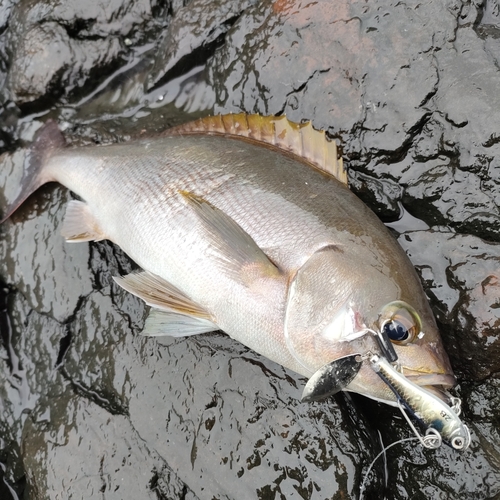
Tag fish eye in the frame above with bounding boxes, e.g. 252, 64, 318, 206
379, 301, 422, 345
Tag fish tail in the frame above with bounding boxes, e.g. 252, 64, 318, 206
1, 120, 65, 223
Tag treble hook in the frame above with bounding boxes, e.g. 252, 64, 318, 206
396, 399, 442, 449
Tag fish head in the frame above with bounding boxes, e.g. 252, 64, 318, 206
284, 246, 455, 405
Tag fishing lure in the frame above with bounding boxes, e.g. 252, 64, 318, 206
369, 354, 471, 450
300, 320, 469, 449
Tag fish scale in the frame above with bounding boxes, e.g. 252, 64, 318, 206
47, 138, 301, 372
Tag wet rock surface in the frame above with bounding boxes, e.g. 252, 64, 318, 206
148, 0, 257, 87
399, 231, 500, 381
5, 0, 165, 105
0, 0, 499, 499
22, 389, 196, 500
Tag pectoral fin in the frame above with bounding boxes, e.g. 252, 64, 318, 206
301, 355, 362, 402
180, 191, 282, 286
61, 200, 106, 242
113, 270, 219, 337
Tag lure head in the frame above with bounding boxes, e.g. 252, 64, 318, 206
402, 416, 470, 451
285, 246, 456, 406
446, 425, 471, 450
424, 394, 471, 451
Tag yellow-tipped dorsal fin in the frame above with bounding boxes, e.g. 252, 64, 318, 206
167, 114, 347, 185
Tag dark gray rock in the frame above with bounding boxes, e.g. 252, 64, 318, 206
0, 150, 93, 322
7, 22, 122, 104
4, 0, 163, 104
398, 230, 500, 381
0, 289, 67, 487
21, 389, 196, 500
1, 0, 500, 499
148, 0, 257, 87
125, 333, 372, 499
0, 0, 16, 36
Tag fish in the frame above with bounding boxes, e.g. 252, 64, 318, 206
0, 113, 456, 406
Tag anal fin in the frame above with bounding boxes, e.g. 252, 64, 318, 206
61, 200, 106, 242
113, 270, 219, 337
143, 309, 218, 337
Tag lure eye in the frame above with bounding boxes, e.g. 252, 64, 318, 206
379, 301, 422, 345
452, 436, 466, 450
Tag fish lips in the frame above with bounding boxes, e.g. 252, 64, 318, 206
394, 341, 456, 385
403, 372, 456, 388
344, 340, 457, 405
391, 342, 457, 404
404, 372, 457, 405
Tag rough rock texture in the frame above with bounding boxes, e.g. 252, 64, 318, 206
1, 0, 500, 499
3, 0, 165, 105
22, 390, 195, 500
399, 231, 500, 381
148, 0, 257, 86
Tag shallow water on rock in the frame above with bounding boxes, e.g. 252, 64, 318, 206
1, 1, 500, 499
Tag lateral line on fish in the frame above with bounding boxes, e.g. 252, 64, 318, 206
165, 113, 347, 186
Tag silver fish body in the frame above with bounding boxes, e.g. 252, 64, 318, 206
2, 118, 456, 405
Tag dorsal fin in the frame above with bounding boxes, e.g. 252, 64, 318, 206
166, 114, 347, 185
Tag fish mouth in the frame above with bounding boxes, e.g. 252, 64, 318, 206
404, 373, 457, 405
404, 372, 456, 388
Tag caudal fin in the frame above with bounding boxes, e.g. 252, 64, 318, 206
1, 120, 65, 223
